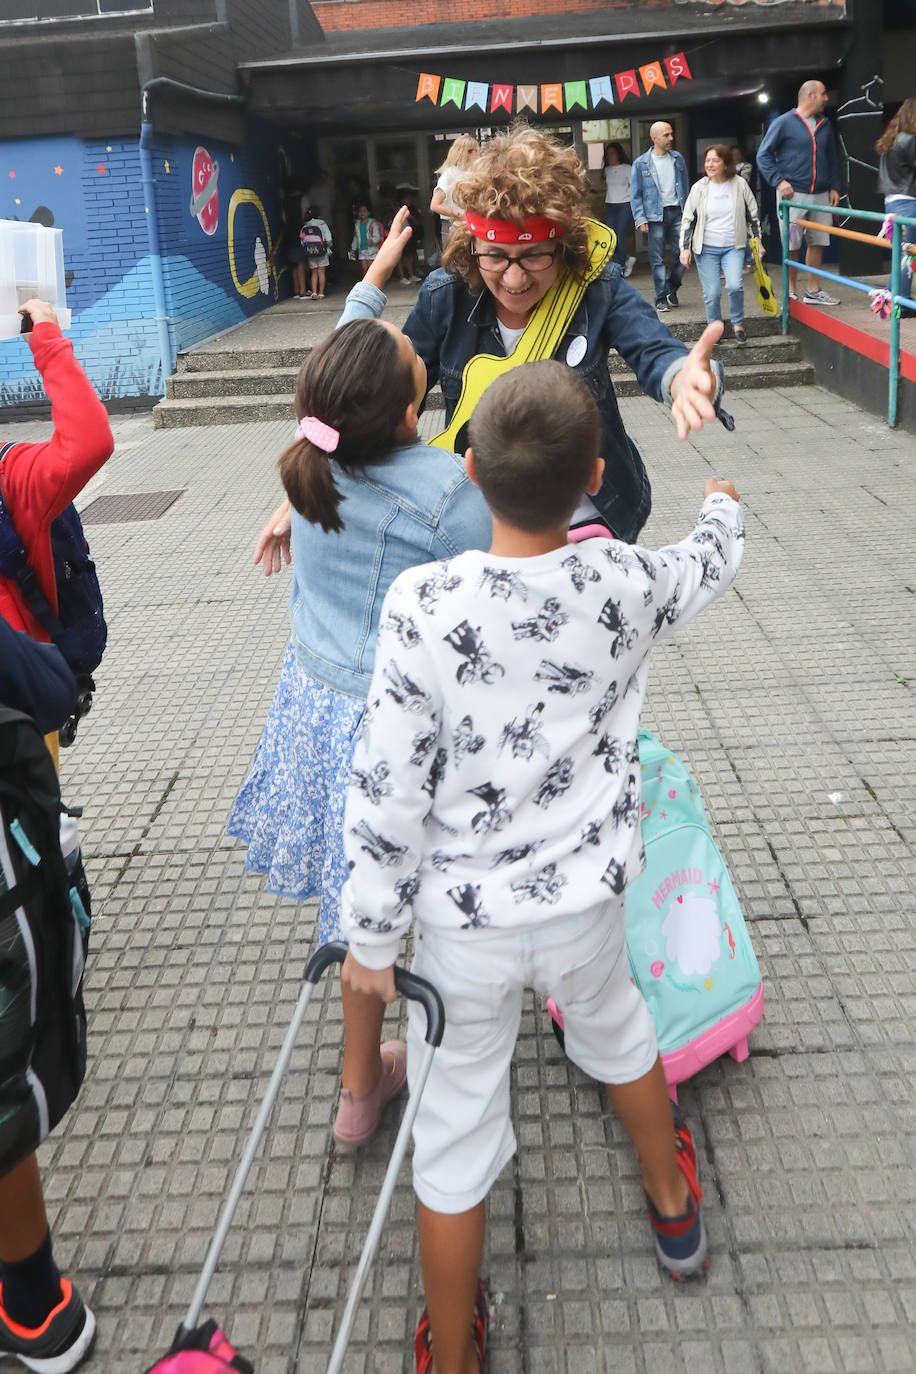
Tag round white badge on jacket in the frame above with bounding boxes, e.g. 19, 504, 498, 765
565, 336, 587, 367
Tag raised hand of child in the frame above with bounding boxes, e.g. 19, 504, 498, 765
670, 321, 724, 440
18, 298, 59, 334
703, 477, 740, 502
365, 206, 414, 291
342, 949, 397, 1004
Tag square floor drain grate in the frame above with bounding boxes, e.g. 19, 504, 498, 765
79, 491, 184, 524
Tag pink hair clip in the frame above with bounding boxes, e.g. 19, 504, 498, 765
296, 415, 339, 452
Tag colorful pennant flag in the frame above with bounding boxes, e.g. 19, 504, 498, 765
466, 81, 488, 111
615, 70, 640, 102
517, 85, 538, 112
416, 73, 441, 104
441, 77, 466, 108
564, 81, 588, 111
639, 62, 666, 95
664, 52, 692, 86
541, 84, 563, 112
589, 75, 615, 108
491, 83, 513, 113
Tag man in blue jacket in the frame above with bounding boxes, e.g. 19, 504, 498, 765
630, 122, 690, 313
756, 79, 842, 305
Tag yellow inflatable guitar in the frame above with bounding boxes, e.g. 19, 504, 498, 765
429, 218, 615, 451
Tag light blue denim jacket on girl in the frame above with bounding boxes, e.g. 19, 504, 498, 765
289, 282, 492, 698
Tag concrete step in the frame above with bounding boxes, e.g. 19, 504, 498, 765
166, 368, 300, 400
176, 346, 310, 373
153, 394, 297, 428
613, 358, 815, 396
607, 333, 801, 374
655, 312, 782, 342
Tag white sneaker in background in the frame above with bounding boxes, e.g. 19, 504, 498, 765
624, 256, 636, 278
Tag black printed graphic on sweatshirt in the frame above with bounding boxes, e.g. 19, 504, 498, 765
410, 726, 438, 766
593, 732, 624, 775
611, 770, 641, 830
510, 861, 568, 905
601, 857, 627, 895
561, 552, 601, 593
478, 566, 529, 602
453, 715, 486, 762
394, 871, 420, 915
597, 597, 638, 658
353, 911, 395, 934
490, 839, 545, 868
422, 747, 448, 799
447, 882, 490, 929
467, 781, 512, 834
630, 548, 658, 583
384, 609, 421, 649
443, 620, 506, 686
498, 702, 549, 761
431, 849, 472, 872
350, 819, 408, 867
384, 661, 433, 714
511, 597, 568, 644
356, 696, 380, 745
533, 756, 574, 810
534, 659, 594, 696
351, 761, 393, 805
414, 565, 463, 614
588, 681, 618, 733
694, 524, 727, 562
650, 586, 681, 638
574, 819, 603, 851
697, 548, 721, 591
603, 542, 634, 575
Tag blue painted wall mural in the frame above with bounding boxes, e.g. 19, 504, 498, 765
0, 121, 286, 406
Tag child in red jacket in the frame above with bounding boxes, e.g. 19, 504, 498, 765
0, 299, 112, 1373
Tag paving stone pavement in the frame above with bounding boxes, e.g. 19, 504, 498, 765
6, 366, 915, 1373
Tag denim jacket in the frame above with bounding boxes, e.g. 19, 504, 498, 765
630, 149, 690, 227
399, 266, 692, 542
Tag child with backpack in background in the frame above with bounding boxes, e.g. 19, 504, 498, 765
339, 360, 743, 1373
228, 215, 492, 1148
299, 207, 333, 300
0, 298, 111, 1370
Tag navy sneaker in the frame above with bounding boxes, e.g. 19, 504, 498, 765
645, 1103, 709, 1282
655, 299, 669, 313
0, 1278, 96, 1371
666, 291, 680, 308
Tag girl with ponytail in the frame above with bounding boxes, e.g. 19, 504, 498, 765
228, 211, 491, 1146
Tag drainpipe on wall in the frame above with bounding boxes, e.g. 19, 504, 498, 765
139, 77, 247, 395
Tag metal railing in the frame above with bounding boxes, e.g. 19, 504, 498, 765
778, 199, 916, 426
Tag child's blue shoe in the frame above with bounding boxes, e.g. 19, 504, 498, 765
645, 1103, 709, 1282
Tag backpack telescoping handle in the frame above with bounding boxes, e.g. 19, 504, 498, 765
177, 941, 444, 1345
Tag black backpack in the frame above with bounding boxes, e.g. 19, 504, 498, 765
0, 441, 106, 744
300, 222, 327, 259
0, 707, 89, 1179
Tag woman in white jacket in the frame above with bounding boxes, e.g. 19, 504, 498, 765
680, 145, 762, 343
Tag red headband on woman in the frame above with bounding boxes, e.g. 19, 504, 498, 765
465, 211, 564, 244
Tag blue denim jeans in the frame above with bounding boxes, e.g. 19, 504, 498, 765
604, 201, 633, 266
695, 246, 747, 325
646, 206, 684, 304
885, 196, 916, 304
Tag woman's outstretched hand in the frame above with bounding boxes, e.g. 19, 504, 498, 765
254, 498, 292, 576
670, 321, 723, 440
365, 206, 414, 290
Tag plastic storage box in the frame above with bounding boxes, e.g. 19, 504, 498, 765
0, 220, 71, 340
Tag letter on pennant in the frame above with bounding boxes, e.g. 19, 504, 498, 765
664, 52, 692, 86
466, 81, 488, 112
541, 84, 563, 112
564, 81, 588, 111
589, 75, 614, 108
639, 62, 666, 95
491, 83, 513, 113
517, 85, 538, 113
416, 73, 442, 104
615, 70, 640, 102
441, 78, 466, 108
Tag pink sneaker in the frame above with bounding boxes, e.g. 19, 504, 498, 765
333, 1040, 408, 1147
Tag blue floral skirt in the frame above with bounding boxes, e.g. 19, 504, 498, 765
227, 642, 364, 946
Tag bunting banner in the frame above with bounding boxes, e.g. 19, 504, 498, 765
414, 52, 693, 114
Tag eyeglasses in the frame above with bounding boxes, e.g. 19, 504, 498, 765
471, 246, 559, 275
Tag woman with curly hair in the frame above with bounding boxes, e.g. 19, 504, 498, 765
376, 124, 725, 542
877, 98, 916, 306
